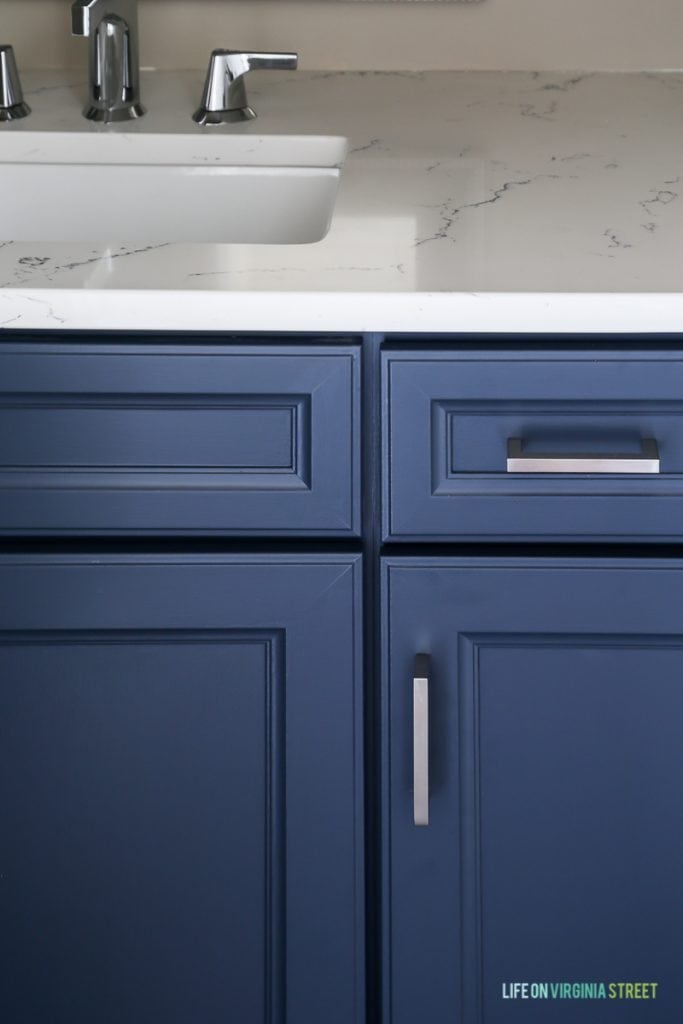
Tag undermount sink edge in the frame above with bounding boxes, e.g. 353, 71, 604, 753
1, 132, 348, 245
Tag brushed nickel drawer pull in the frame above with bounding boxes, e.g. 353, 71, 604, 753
506, 437, 660, 474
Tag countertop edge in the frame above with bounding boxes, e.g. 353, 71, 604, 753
2, 289, 683, 335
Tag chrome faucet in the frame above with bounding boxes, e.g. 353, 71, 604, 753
71, 0, 145, 122
0, 45, 30, 121
193, 49, 298, 125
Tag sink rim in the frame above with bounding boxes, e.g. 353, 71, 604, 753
0, 130, 348, 168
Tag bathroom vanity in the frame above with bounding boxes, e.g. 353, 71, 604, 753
2, 68, 683, 1024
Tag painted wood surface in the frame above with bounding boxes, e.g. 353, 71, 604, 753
0, 553, 364, 1024
383, 556, 683, 1023
0, 342, 360, 536
384, 348, 683, 541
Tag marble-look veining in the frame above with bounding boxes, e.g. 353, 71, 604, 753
2, 69, 683, 332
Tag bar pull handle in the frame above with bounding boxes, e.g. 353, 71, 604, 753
413, 653, 430, 827
507, 437, 660, 474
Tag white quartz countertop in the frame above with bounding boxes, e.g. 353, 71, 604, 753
2, 68, 683, 334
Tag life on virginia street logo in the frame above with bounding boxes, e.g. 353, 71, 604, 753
501, 981, 659, 1001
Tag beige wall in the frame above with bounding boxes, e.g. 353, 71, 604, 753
5, 0, 683, 72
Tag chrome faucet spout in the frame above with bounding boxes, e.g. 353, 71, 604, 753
71, 0, 145, 122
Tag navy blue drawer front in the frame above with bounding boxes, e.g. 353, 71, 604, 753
384, 348, 683, 542
0, 343, 360, 536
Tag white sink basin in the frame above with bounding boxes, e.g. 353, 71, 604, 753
0, 131, 347, 244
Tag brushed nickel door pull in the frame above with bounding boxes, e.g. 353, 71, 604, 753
413, 653, 430, 827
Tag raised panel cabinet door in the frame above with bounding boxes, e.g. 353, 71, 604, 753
0, 554, 363, 1024
383, 557, 683, 1024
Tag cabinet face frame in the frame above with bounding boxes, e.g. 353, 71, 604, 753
381, 555, 683, 1024
0, 553, 364, 1024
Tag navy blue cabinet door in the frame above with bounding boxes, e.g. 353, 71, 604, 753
383, 557, 683, 1024
0, 554, 363, 1024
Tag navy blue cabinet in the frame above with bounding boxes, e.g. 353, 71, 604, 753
5, 331, 683, 1024
0, 554, 364, 1024
383, 557, 683, 1023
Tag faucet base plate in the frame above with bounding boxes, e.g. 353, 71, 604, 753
0, 101, 31, 122
83, 101, 147, 123
192, 106, 257, 126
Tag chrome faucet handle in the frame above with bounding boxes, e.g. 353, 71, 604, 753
0, 45, 30, 121
71, 0, 145, 122
193, 49, 298, 125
